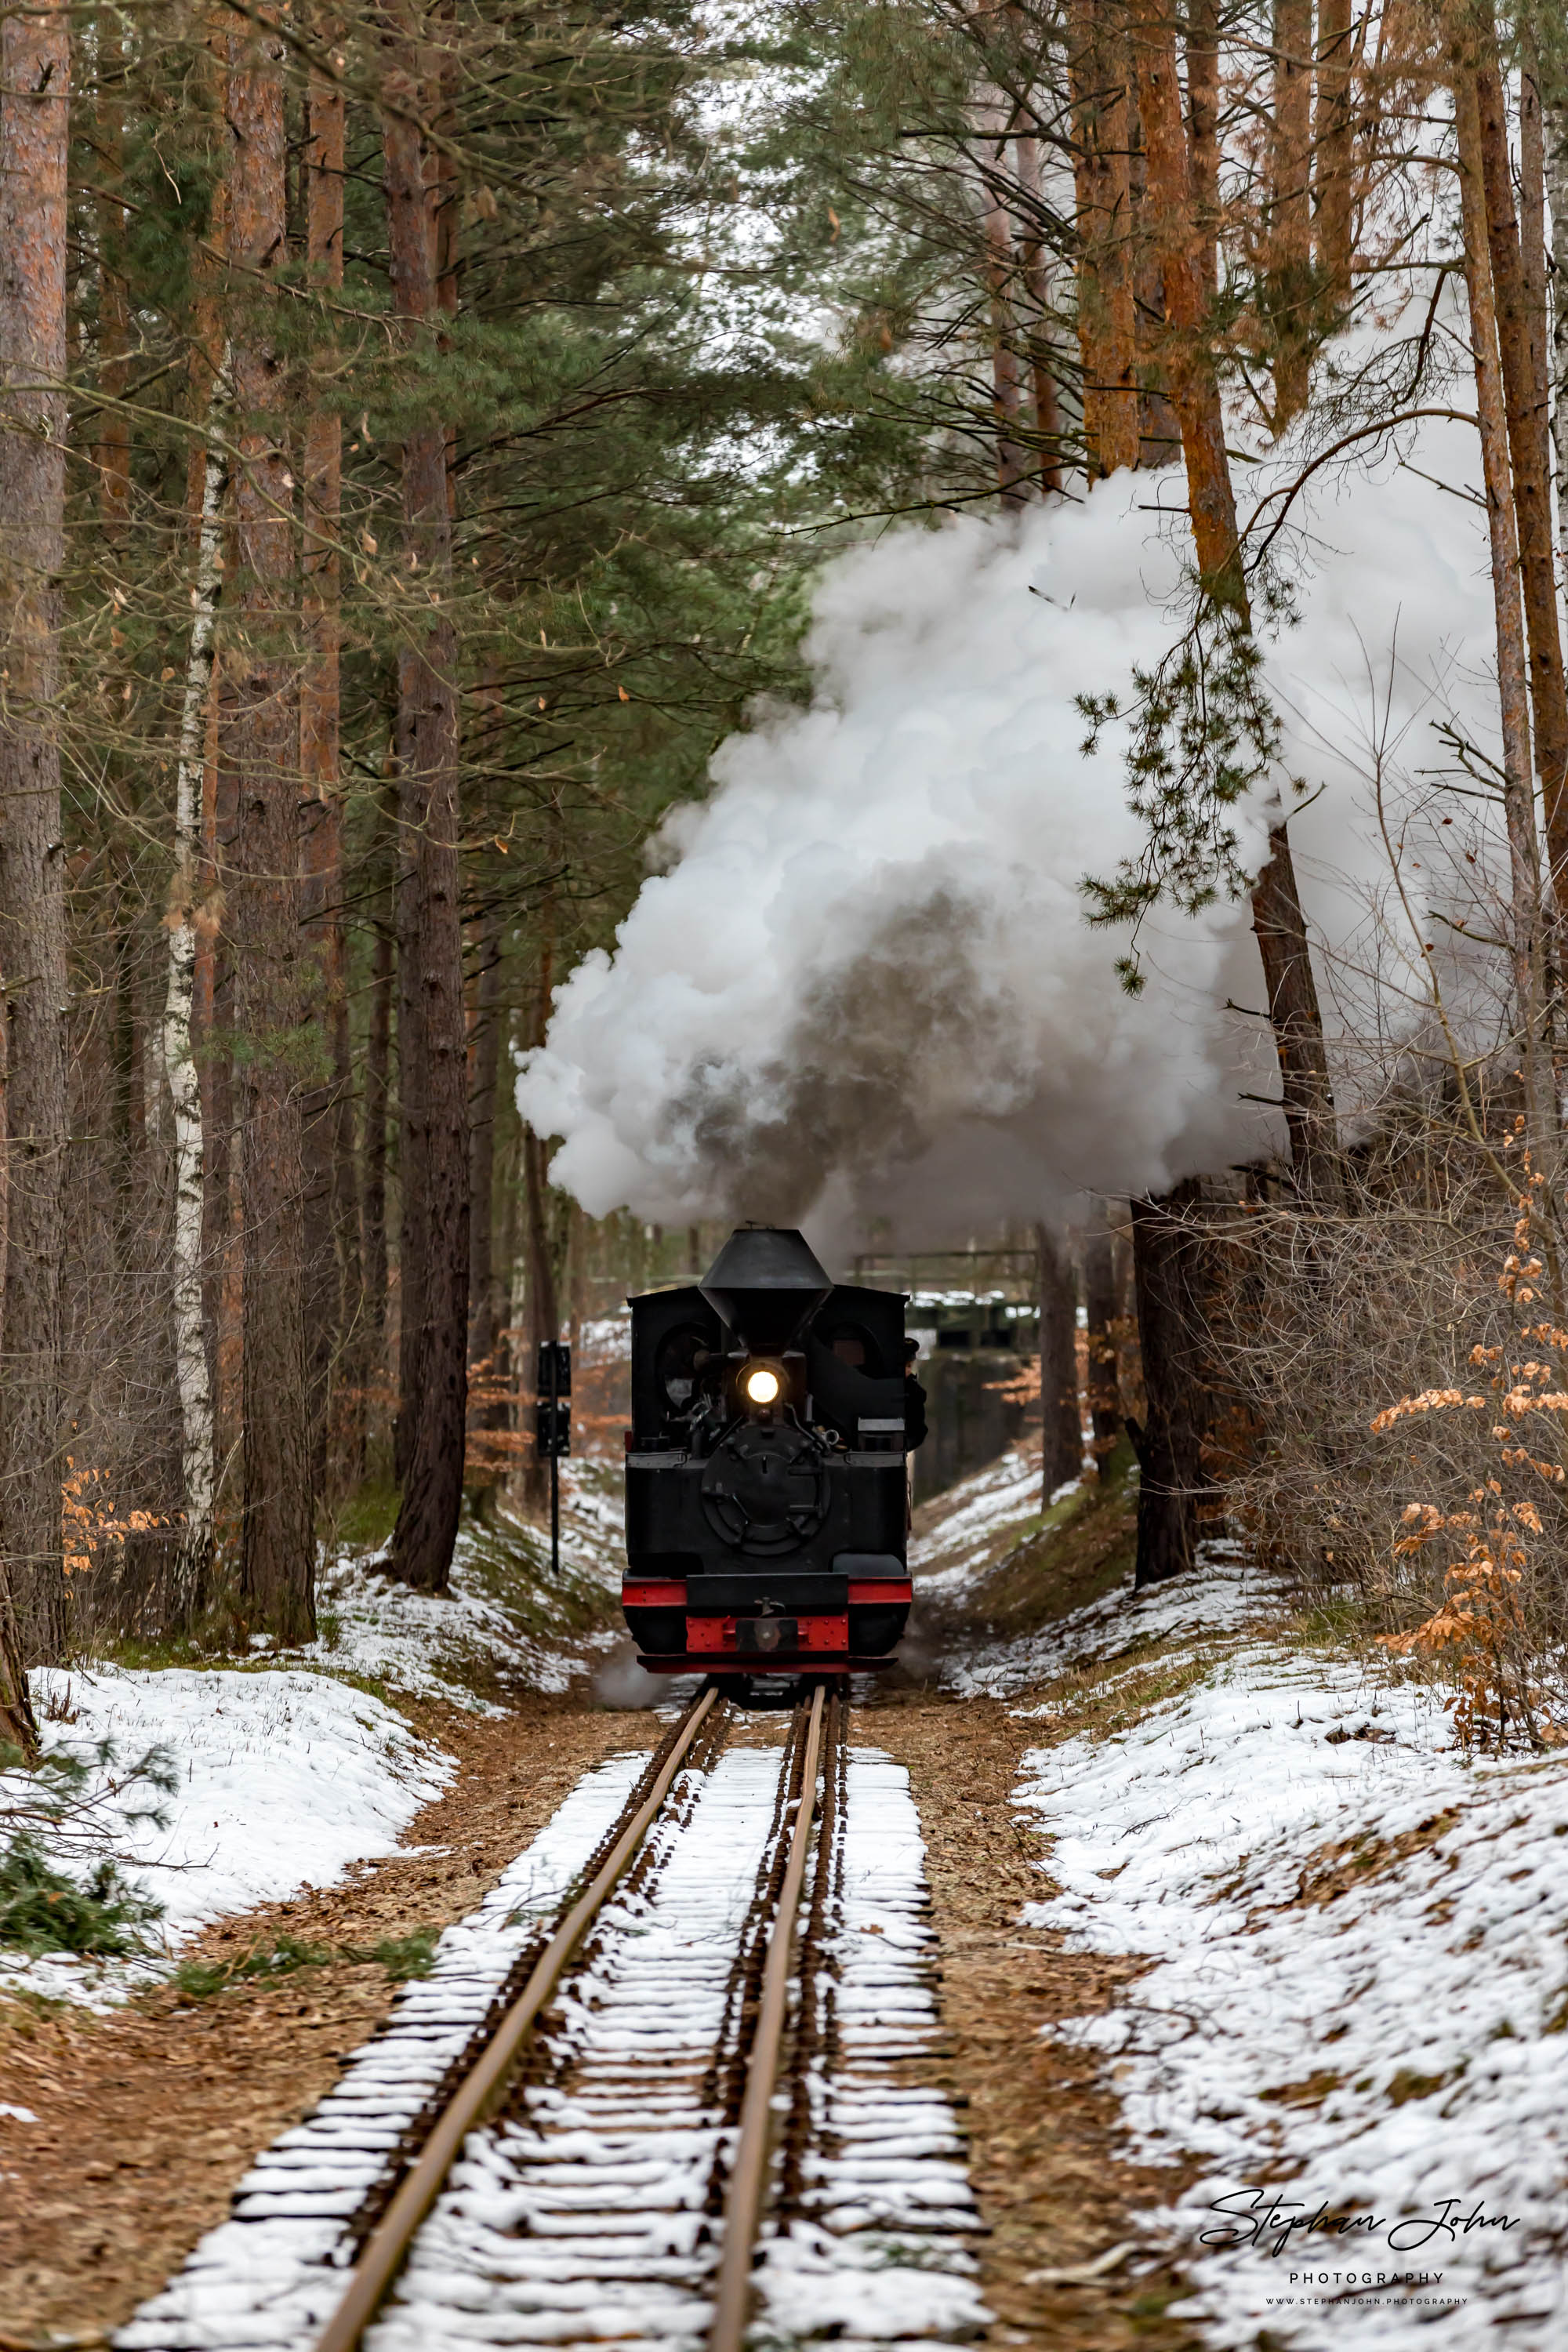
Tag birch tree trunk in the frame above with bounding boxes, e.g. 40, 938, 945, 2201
158, 387, 223, 1623
227, 17, 315, 1641
0, 0, 71, 1664
1452, 51, 1551, 1142
384, 15, 469, 1588
1133, 9, 1341, 1203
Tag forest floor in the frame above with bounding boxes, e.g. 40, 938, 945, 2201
4, 1444, 1568, 2352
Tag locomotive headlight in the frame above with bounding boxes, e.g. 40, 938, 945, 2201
742, 1363, 782, 1406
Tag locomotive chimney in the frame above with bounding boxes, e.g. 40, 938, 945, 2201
699, 1227, 833, 1352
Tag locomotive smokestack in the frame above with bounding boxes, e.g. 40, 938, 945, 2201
699, 1226, 833, 1352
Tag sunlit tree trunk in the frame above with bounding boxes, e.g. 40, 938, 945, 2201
227, 16, 315, 1641
1011, 114, 1062, 492
1133, 10, 1340, 1203
0, 0, 71, 1664
1472, 35, 1568, 908
1451, 49, 1550, 1143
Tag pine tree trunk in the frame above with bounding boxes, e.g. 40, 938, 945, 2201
94, 19, 130, 537
0, 991, 33, 1755
385, 24, 468, 1590
362, 886, 393, 1381
1472, 37, 1568, 898
467, 916, 503, 1379
1133, 11, 1340, 1203
1082, 1203, 1121, 1468
1314, 0, 1355, 305
1128, 1184, 1203, 1586
1036, 1223, 1081, 1497
1069, 0, 1138, 477
1011, 118, 1062, 492
1269, 0, 1314, 429
158, 377, 223, 1622
1185, 0, 1219, 294
227, 19, 315, 1642
975, 89, 1029, 507
300, 39, 353, 1498
1451, 49, 1549, 1138
0, 0, 71, 1666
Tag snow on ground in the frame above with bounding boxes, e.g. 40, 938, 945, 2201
909, 1446, 1568, 2343
909, 1445, 1046, 1591
305, 1486, 621, 1714
2, 1665, 454, 2009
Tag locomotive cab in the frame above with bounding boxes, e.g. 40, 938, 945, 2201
621, 1227, 918, 1673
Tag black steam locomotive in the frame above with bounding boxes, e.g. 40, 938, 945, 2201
621, 1228, 919, 1674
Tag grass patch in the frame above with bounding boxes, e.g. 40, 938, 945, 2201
330, 1478, 402, 1553
172, 1923, 440, 1999
958, 1439, 1140, 1638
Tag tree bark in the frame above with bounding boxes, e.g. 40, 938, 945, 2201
0, 989, 32, 1756
158, 373, 223, 1623
1450, 52, 1549, 1137
1472, 35, 1568, 899
1269, 0, 1314, 429
1011, 115, 1062, 492
1081, 1202, 1121, 1468
975, 88, 1029, 507
1544, 93, 1568, 632
1128, 1184, 1203, 1586
227, 17, 315, 1642
1133, 11, 1340, 1202
299, 35, 355, 1499
1185, 0, 1219, 295
362, 879, 393, 1378
1314, 0, 1355, 307
467, 914, 503, 1378
384, 23, 468, 1588
1036, 1222, 1081, 1497
1069, 0, 1138, 477
94, 17, 130, 537
0, 0, 71, 1665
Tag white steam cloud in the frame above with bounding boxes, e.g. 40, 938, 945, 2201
518, 406, 1501, 1242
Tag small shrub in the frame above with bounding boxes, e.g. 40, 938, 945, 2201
0, 1835, 162, 1958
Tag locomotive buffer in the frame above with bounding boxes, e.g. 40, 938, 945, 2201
621, 1227, 924, 1674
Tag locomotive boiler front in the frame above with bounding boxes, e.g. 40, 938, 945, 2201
621, 1227, 915, 1674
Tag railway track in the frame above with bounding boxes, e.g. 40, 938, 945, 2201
120, 1682, 983, 2352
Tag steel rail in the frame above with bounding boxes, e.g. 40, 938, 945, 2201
706, 1679, 828, 2352
312, 1680, 721, 2352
